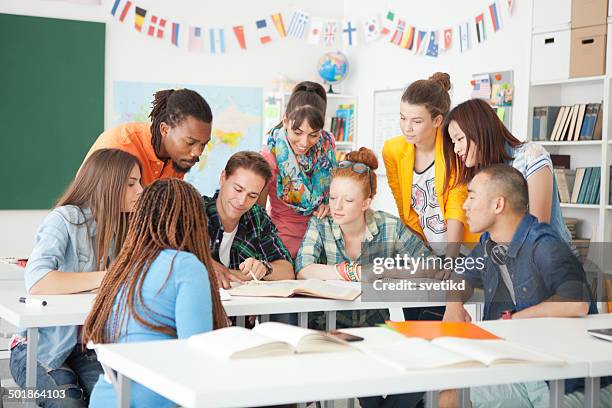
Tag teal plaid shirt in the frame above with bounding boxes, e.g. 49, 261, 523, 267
295, 210, 432, 329
203, 193, 293, 270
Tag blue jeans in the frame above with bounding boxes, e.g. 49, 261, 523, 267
10, 343, 103, 408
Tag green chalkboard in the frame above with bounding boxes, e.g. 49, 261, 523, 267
0, 13, 105, 209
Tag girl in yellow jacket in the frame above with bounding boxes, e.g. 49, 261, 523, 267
383, 72, 479, 258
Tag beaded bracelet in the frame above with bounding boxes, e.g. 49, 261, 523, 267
336, 261, 350, 281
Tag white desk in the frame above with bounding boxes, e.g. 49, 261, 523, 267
0, 262, 25, 281
94, 326, 589, 408
477, 315, 612, 407
0, 286, 480, 393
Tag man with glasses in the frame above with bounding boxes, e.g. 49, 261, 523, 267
440, 164, 602, 408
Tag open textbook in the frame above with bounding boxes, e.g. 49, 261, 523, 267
226, 279, 361, 301
351, 326, 565, 370
188, 322, 352, 359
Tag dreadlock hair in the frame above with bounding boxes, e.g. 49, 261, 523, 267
149, 88, 213, 157
83, 179, 227, 345
58, 148, 140, 270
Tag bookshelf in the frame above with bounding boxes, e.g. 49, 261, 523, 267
528, 51, 611, 244
263, 92, 358, 155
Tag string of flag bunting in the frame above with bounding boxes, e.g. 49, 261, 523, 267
110, 0, 515, 56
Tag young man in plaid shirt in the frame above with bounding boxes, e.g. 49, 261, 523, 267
203, 151, 294, 289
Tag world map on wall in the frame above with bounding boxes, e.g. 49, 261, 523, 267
113, 81, 262, 196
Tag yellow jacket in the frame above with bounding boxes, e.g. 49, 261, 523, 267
382, 128, 480, 244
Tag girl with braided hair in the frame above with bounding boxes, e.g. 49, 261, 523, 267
84, 88, 213, 185
10, 148, 142, 407
84, 178, 228, 408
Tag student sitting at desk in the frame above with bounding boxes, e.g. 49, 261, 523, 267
202, 151, 294, 289
84, 88, 213, 186
10, 148, 143, 408
441, 164, 611, 408
83, 179, 228, 408
295, 147, 431, 408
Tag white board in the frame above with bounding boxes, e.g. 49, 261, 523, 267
373, 88, 403, 176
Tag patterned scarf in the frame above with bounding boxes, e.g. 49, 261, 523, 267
265, 126, 336, 215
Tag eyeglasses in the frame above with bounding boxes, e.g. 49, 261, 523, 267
337, 160, 373, 197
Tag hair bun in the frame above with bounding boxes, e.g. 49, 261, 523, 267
345, 147, 378, 170
428, 72, 451, 92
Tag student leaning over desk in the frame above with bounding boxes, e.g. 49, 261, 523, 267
440, 164, 611, 408
259, 81, 337, 258
9, 148, 143, 408
84, 88, 213, 186
83, 179, 228, 408
382, 72, 479, 260
442, 98, 572, 243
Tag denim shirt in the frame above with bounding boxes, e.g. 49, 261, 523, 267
22, 205, 98, 369
505, 142, 572, 243
462, 214, 595, 321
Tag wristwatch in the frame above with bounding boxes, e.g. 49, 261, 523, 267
261, 260, 273, 277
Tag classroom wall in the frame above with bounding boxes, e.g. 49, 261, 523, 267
0, 0, 344, 257
0, 0, 532, 256
342, 0, 532, 214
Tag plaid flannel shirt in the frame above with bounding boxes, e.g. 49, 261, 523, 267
203, 193, 292, 271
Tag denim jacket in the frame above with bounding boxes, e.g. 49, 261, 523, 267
21, 205, 98, 369
462, 214, 595, 321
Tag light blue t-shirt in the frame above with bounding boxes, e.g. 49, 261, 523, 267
23, 205, 98, 369
89, 249, 213, 408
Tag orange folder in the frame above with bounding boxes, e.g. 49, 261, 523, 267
385, 321, 501, 341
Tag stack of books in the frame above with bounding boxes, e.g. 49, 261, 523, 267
564, 218, 579, 240
532, 103, 603, 141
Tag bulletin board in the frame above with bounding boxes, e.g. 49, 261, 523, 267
471, 70, 514, 131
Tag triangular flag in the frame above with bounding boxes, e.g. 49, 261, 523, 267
146, 15, 166, 39
188, 26, 204, 52
110, 0, 132, 22
209, 28, 226, 54
287, 10, 310, 39
256, 19, 272, 44
400, 25, 415, 49
489, 2, 502, 32
390, 19, 406, 46
271, 13, 287, 38
426, 31, 439, 57
475, 13, 485, 43
324, 20, 337, 47
308, 17, 323, 45
342, 19, 358, 47
171, 22, 180, 46
363, 16, 380, 42
442, 28, 452, 51
134, 6, 146, 32
380, 11, 395, 36
233, 25, 247, 50
459, 22, 471, 52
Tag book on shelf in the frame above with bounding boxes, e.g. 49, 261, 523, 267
551, 154, 570, 169
188, 322, 353, 359
564, 217, 579, 240
226, 279, 361, 301
555, 169, 576, 203
532, 106, 560, 141
534, 102, 602, 142
570, 167, 601, 205
571, 168, 586, 204
329, 104, 354, 143
352, 325, 564, 370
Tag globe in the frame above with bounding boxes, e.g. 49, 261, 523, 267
317, 51, 349, 93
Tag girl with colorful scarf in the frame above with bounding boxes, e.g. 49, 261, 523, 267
259, 81, 337, 257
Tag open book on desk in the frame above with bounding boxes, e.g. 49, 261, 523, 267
227, 279, 361, 301
188, 322, 353, 359
351, 326, 565, 370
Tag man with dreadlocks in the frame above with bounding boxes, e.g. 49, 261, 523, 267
84, 88, 212, 185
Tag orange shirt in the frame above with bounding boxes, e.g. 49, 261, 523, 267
84, 122, 184, 186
